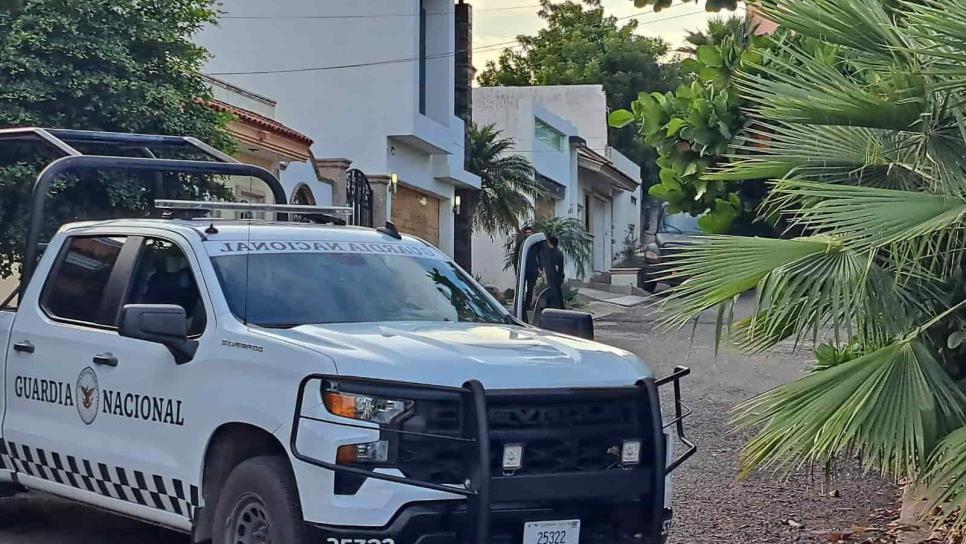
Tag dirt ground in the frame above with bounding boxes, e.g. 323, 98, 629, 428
596, 300, 899, 544
0, 298, 899, 544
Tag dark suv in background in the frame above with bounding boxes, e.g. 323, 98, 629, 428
639, 202, 704, 293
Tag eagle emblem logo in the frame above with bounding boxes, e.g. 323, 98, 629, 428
80, 385, 96, 409
75, 367, 99, 425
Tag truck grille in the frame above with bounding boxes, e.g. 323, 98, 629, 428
396, 391, 644, 484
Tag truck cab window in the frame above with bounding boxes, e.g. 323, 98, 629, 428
43, 236, 126, 326
126, 238, 207, 337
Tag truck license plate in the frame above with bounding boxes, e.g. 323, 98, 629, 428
523, 519, 580, 544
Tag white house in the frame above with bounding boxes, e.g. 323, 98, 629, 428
472, 85, 642, 289
196, 0, 480, 255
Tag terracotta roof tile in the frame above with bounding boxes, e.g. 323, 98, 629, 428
207, 99, 313, 146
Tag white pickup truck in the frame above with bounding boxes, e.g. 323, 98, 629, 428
0, 128, 693, 544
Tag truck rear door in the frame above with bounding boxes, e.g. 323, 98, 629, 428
3, 235, 132, 494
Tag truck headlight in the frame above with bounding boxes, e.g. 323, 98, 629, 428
323, 387, 413, 425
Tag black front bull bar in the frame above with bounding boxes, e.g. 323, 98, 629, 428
289, 367, 696, 544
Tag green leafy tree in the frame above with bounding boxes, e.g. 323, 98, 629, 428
477, 0, 681, 181
0, 0, 233, 278
610, 15, 771, 234
656, 0, 966, 532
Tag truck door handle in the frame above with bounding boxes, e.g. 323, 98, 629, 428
13, 341, 35, 354
93, 353, 118, 367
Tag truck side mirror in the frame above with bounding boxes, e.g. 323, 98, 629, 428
118, 304, 198, 365
539, 309, 595, 340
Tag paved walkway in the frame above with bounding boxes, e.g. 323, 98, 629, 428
578, 286, 650, 307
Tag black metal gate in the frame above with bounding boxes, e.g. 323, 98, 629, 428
346, 168, 373, 227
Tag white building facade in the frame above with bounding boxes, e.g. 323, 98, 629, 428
196, 0, 479, 256
472, 85, 642, 290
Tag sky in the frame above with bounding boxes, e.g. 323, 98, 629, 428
471, 0, 746, 72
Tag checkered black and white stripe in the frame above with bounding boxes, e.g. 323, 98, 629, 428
0, 440, 200, 520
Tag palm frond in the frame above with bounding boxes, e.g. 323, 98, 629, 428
767, 181, 966, 281
656, 235, 837, 329
736, 46, 926, 130
756, 0, 911, 63
901, 0, 966, 92
730, 251, 910, 353
735, 340, 966, 480
772, 181, 966, 248
710, 121, 928, 189
923, 426, 966, 533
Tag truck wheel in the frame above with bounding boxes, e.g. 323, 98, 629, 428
212, 456, 308, 544
637, 269, 658, 293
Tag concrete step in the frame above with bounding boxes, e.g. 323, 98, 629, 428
577, 281, 650, 297
589, 271, 612, 284
577, 286, 650, 308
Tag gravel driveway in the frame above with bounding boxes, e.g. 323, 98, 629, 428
0, 298, 897, 543
596, 300, 898, 544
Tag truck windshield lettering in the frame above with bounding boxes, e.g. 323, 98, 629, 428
213, 240, 444, 260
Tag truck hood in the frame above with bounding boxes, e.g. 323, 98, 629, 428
263, 322, 651, 389
658, 232, 702, 247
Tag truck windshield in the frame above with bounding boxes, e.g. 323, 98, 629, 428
663, 212, 703, 235
211, 252, 508, 328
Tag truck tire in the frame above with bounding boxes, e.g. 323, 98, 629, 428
637, 268, 658, 293
212, 455, 308, 544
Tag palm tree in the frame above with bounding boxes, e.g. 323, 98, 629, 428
656, 0, 966, 532
679, 15, 757, 55
469, 123, 546, 235
502, 216, 594, 280
453, 123, 547, 271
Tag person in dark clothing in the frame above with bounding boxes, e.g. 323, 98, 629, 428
516, 226, 541, 315
545, 235, 566, 309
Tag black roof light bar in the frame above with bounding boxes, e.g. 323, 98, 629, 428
2, 128, 292, 298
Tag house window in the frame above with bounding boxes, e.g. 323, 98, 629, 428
418, 0, 427, 115
535, 118, 565, 151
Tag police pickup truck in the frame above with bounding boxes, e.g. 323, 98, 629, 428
0, 128, 693, 544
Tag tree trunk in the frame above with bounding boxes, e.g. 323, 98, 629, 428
453, 188, 477, 271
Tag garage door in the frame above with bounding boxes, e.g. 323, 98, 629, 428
392, 185, 441, 247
